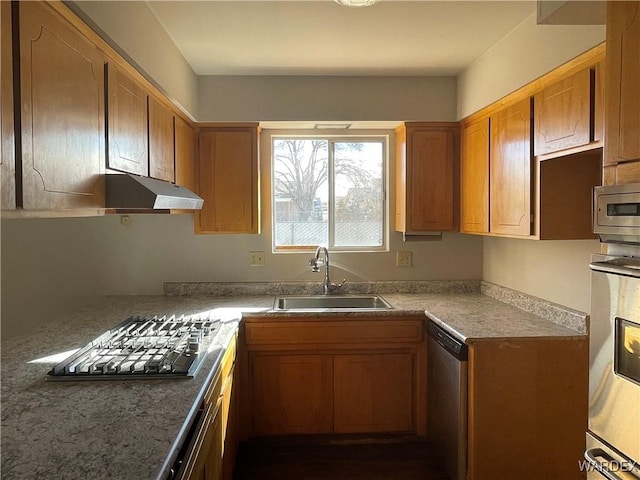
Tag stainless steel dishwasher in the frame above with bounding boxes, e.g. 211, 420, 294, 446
427, 320, 468, 480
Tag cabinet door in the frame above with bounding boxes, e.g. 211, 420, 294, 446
148, 95, 174, 182
222, 366, 237, 480
19, 1, 105, 210
334, 353, 413, 433
181, 402, 224, 480
604, 1, 640, 166
175, 116, 196, 191
1, 0, 15, 210
403, 126, 457, 232
594, 62, 605, 144
459, 119, 489, 234
197, 127, 259, 234
467, 338, 588, 480
490, 98, 532, 237
534, 68, 592, 156
250, 354, 333, 435
106, 62, 148, 176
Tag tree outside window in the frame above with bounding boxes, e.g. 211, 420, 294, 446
273, 137, 385, 250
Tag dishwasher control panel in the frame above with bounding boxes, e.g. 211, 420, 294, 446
427, 320, 468, 360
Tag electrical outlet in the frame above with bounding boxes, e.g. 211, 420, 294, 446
249, 251, 265, 267
120, 215, 132, 227
396, 251, 412, 267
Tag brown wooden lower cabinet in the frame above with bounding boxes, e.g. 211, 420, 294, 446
467, 336, 588, 480
240, 318, 587, 480
243, 316, 426, 437
178, 334, 237, 480
334, 353, 413, 434
250, 354, 333, 435
181, 400, 224, 480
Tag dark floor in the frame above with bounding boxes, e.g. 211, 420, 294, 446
232, 437, 451, 480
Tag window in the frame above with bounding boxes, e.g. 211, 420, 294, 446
272, 136, 386, 251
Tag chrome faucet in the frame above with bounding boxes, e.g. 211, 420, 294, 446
309, 246, 346, 295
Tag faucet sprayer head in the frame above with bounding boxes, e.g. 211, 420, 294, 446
309, 258, 320, 272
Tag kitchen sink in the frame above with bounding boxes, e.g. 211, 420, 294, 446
273, 294, 393, 311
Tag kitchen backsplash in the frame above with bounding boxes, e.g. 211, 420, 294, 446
481, 281, 588, 334
164, 280, 482, 297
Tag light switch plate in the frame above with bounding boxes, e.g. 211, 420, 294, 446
249, 251, 265, 267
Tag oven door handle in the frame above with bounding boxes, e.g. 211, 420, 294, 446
589, 261, 640, 279
585, 448, 640, 480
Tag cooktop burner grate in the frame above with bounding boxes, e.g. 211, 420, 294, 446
47, 314, 222, 381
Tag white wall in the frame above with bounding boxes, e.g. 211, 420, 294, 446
483, 238, 598, 312
1, 212, 482, 339
197, 76, 457, 122
69, 1, 458, 123
457, 12, 605, 312
2, 5, 607, 341
1, 128, 483, 339
457, 12, 605, 119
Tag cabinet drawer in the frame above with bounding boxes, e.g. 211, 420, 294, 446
245, 319, 424, 347
204, 369, 223, 407
204, 337, 236, 405
220, 336, 236, 380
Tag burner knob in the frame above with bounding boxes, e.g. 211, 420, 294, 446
188, 339, 200, 353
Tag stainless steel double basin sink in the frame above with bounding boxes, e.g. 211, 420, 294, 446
273, 294, 393, 311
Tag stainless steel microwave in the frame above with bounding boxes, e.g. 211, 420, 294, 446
593, 183, 640, 244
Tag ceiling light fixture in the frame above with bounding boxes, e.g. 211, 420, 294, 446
334, 0, 379, 7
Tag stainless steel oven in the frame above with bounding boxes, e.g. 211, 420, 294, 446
586, 183, 640, 479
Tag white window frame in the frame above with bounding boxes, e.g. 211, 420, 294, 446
271, 134, 389, 253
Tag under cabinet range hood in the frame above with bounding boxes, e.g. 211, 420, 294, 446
105, 174, 204, 211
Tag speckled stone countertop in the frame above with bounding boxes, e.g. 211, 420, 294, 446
1, 283, 587, 480
0, 296, 256, 480
166, 280, 588, 338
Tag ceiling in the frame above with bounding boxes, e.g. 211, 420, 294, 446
146, 0, 537, 76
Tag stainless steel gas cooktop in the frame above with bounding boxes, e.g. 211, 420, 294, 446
47, 314, 221, 381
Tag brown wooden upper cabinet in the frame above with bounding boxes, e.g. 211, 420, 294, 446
395, 122, 459, 233
17, 1, 105, 210
460, 104, 600, 240
533, 68, 593, 156
603, 1, 640, 185
459, 118, 490, 234
148, 95, 175, 183
594, 61, 605, 144
106, 62, 149, 177
459, 46, 604, 240
196, 125, 260, 234
490, 98, 533, 237
2, 0, 196, 217
175, 116, 197, 193
1, 0, 16, 211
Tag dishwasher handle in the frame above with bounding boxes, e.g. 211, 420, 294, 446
427, 320, 468, 361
